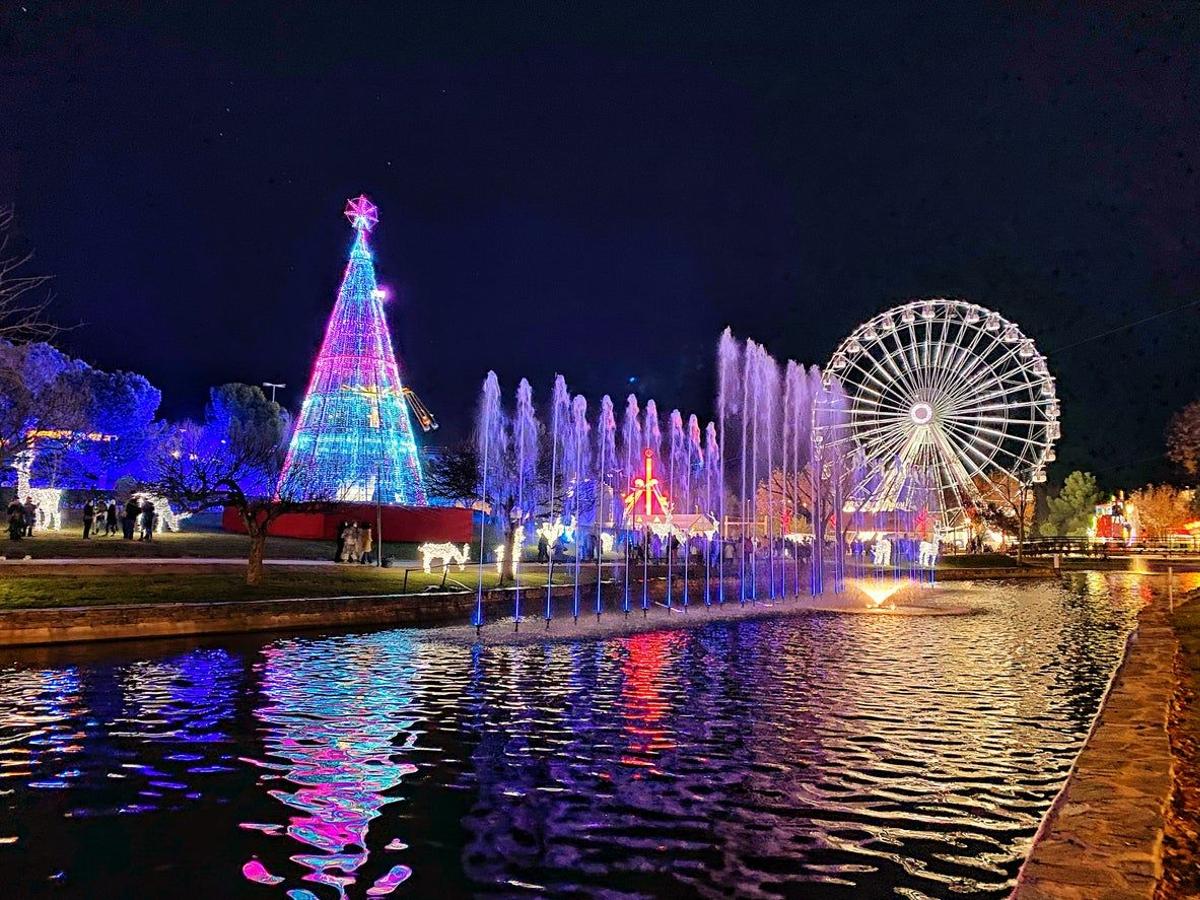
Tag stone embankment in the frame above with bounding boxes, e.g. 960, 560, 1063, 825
1012, 594, 1178, 899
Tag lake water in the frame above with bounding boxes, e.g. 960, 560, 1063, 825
0, 573, 1166, 898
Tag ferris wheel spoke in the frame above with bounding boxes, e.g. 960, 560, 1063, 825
944, 369, 1038, 413
948, 377, 1048, 415
937, 329, 1026, 407
946, 396, 1053, 417
941, 418, 1039, 473
902, 318, 933, 397
841, 350, 914, 409
873, 332, 925, 400
943, 341, 1040, 409
930, 323, 994, 401
933, 319, 1010, 402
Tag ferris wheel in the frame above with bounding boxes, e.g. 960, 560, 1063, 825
825, 299, 1059, 527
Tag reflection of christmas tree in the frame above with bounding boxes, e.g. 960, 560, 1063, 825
277, 195, 427, 504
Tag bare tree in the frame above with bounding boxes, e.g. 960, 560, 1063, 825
149, 384, 330, 585
974, 468, 1036, 561
0, 206, 55, 343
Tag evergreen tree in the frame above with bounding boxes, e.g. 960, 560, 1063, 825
1039, 470, 1102, 537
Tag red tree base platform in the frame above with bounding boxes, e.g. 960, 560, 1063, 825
221, 504, 472, 543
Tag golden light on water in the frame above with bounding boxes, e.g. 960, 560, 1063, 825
849, 579, 914, 608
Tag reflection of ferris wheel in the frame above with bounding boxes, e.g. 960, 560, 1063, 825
825, 298, 1059, 527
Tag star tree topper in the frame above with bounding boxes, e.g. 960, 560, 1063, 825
344, 194, 379, 232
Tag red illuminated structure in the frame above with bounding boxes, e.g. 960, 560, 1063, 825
623, 449, 671, 522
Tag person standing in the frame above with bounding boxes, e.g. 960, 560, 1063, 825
123, 497, 139, 540
105, 500, 118, 536
82, 499, 95, 540
140, 498, 156, 541
334, 520, 348, 562
23, 496, 37, 537
359, 522, 374, 565
341, 522, 361, 563
7, 499, 25, 541
537, 532, 549, 563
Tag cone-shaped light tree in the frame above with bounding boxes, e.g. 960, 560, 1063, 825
277, 195, 428, 504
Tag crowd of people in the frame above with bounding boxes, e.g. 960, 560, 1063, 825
334, 520, 376, 564
6, 495, 162, 542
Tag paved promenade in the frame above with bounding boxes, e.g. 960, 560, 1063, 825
1013, 593, 1177, 899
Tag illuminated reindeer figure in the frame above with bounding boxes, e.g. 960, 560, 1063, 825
419, 542, 470, 574
14, 452, 62, 531
131, 492, 191, 533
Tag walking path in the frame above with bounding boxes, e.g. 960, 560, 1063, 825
1013, 592, 1177, 899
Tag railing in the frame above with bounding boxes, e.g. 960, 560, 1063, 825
400, 565, 452, 593
1014, 537, 1200, 557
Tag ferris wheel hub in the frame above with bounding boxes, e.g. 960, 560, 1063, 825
909, 402, 934, 425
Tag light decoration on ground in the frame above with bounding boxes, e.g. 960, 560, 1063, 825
918, 540, 938, 567
276, 195, 428, 505
536, 516, 576, 544
13, 430, 119, 531
419, 542, 469, 574
14, 454, 62, 531
131, 493, 191, 533
509, 524, 525, 576
600, 531, 614, 554
494, 543, 506, 575
872, 536, 892, 567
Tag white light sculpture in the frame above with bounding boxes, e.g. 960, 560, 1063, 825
419, 542, 470, 574
14, 454, 62, 531
131, 493, 192, 533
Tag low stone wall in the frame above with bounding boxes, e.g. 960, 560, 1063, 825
1012, 596, 1177, 899
0, 577, 751, 647
0, 585, 578, 647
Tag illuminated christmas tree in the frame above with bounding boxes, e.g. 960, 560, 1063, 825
277, 195, 428, 504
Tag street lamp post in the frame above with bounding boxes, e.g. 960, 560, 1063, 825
262, 382, 286, 403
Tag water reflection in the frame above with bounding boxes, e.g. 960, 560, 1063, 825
245, 634, 424, 897
0, 576, 1158, 897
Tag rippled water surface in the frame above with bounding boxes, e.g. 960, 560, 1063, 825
0, 574, 1173, 898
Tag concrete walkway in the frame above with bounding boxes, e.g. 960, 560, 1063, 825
1012, 594, 1177, 899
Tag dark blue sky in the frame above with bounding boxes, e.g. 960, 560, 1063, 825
3, 2, 1198, 486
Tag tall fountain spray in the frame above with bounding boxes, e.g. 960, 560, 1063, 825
684, 414, 703, 608
808, 365, 826, 597
717, 329, 741, 606
621, 395, 641, 614
759, 348, 781, 599
667, 409, 685, 607
642, 400, 661, 614
569, 394, 589, 622
595, 395, 616, 620
512, 378, 539, 629
474, 372, 506, 629
544, 375, 571, 626
704, 421, 720, 605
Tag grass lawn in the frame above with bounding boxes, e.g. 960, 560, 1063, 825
0, 528, 415, 561
0, 566, 579, 609
1161, 598, 1200, 898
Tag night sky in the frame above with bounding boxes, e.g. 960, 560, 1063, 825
3, 3, 1199, 488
